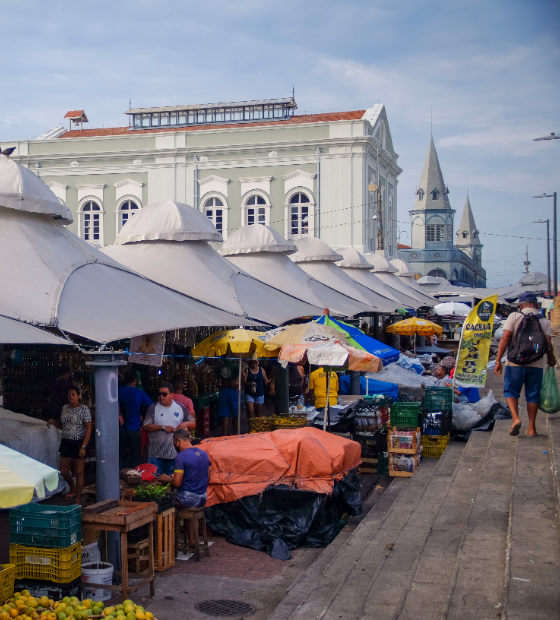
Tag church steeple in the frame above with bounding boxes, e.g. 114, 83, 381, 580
414, 136, 451, 210
455, 195, 482, 250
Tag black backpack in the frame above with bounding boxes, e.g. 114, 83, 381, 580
507, 312, 549, 365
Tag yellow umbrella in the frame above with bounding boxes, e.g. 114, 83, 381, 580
386, 317, 443, 337
192, 328, 275, 358
0, 445, 61, 508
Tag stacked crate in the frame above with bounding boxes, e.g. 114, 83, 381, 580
353, 397, 392, 475
9, 504, 82, 598
420, 387, 453, 458
388, 402, 422, 477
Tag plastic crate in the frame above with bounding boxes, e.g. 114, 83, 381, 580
421, 434, 450, 458
353, 431, 387, 457
364, 395, 393, 407
377, 452, 389, 476
423, 387, 454, 412
10, 504, 81, 549
1, 564, 15, 602
419, 411, 452, 436
13, 576, 81, 600
390, 403, 421, 428
10, 542, 81, 583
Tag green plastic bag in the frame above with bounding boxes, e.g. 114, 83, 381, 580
539, 366, 560, 414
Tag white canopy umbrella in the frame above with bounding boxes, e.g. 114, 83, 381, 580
362, 255, 435, 306
335, 248, 423, 309
0, 315, 72, 345
0, 444, 61, 508
220, 225, 371, 317
290, 238, 398, 313
432, 302, 472, 316
102, 202, 320, 325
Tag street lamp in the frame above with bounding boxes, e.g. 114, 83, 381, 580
532, 219, 551, 298
534, 193, 558, 298
534, 133, 560, 141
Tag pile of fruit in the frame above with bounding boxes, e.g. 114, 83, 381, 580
0, 594, 156, 620
271, 415, 307, 428
247, 417, 275, 433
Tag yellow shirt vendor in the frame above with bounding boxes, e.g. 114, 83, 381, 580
309, 368, 339, 409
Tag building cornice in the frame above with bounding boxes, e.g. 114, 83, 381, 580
198, 174, 229, 186
282, 169, 316, 181
113, 178, 143, 189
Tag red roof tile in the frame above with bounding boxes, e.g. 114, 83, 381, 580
64, 110, 87, 119
397, 243, 411, 249
59, 110, 365, 139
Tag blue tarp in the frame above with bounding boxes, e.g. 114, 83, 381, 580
338, 375, 399, 402
315, 315, 400, 364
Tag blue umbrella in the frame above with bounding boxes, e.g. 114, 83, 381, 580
315, 315, 400, 364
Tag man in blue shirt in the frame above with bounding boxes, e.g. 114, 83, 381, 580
119, 369, 152, 469
159, 429, 210, 508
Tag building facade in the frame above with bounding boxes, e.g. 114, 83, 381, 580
1, 98, 402, 255
397, 138, 486, 287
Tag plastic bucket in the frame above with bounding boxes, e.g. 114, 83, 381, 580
81, 562, 113, 601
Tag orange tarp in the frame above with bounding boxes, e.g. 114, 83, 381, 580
199, 427, 362, 507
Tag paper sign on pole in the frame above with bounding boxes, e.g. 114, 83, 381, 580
454, 295, 498, 387
129, 332, 166, 366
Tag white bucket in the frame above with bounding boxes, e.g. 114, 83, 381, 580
81, 562, 114, 601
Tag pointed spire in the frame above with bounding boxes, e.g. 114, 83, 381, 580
456, 195, 482, 247
414, 137, 451, 211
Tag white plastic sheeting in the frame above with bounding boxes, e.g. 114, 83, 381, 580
368, 364, 438, 388
0, 154, 73, 224
221, 226, 370, 317
291, 239, 397, 313
0, 315, 72, 345
0, 408, 62, 469
0, 206, 255, 343
103, 207, 321, 324
336, 248, 423, 309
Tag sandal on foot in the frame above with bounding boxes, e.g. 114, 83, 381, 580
509, 422, 522, 436
524, 431, 538, 437
65, 492, 76, 500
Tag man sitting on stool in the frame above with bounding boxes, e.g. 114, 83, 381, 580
159, 429, 210, 509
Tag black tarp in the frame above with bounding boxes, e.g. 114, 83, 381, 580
205, 472, 362, 560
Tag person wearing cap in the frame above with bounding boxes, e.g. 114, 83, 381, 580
158, 429, 210, 509
495, 292, 555, 436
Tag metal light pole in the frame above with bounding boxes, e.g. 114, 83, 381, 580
534, 193, 557, 298
86, 351, 127, 570
532, 219, 551, 298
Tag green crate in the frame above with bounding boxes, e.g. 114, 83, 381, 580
423, 387, 454, 412
377, 452, 389, 476
390, 402, 421, 428
10, 504, 81, 548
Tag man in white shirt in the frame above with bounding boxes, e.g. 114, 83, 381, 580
143, 382, 196, 475
495, 292, 555, 437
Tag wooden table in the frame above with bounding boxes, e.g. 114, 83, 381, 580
81, 499, 158, 599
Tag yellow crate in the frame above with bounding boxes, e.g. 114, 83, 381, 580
421, 434, 450, 458
0, 564, 15, 602
10, 542, 81, 583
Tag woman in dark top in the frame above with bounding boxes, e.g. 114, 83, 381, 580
243, 359, 269, 418
48, 386, 92, 504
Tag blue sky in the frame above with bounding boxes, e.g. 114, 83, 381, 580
1, 0, 559, 287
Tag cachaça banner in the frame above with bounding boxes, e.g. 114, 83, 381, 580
454, 295, 498, 387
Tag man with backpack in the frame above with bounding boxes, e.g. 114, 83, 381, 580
495, 292, 555, 436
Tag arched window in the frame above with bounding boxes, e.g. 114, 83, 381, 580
452, 270, 459, 281
119, 200, 140, 229
417, 189, 424, 200
289, 192, 311, 236
81, 201, 103, 244
204, 197, 225, 234
427, 268, 448, 279
431, 188, 439, 200
243, 194, 269, 226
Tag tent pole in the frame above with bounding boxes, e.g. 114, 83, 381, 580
323, 367, 331, 433
237, 359, 242, 435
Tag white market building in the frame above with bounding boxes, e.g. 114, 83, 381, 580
1, 97, 402, 255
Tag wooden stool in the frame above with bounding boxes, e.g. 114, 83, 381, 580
175, 507, 210, 561
127, 539, 150, 575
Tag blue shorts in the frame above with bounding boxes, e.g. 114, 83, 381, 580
245, 394, 264, 405
503, 366, 544, 404
172, 490, 207, 509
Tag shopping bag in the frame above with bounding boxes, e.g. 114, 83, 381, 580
539, 366, 560, 414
